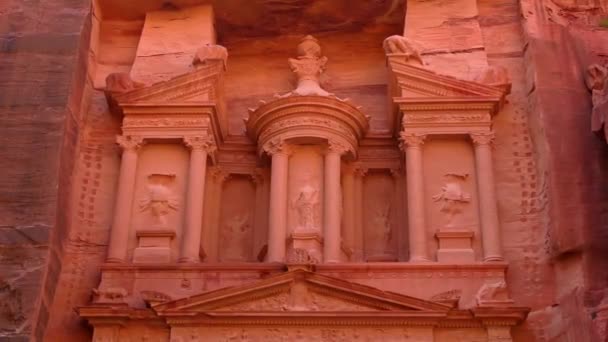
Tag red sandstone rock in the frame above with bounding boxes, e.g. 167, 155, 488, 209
1, 1, 608, 341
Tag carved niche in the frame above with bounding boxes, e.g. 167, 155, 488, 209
363, 170, 398, 261
218, 175, 256, 262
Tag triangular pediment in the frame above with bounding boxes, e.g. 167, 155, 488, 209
387, 58, 506, 101
153, 270, 451, 315
114, 62, 224, 105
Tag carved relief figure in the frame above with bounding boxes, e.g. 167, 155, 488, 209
432, 173, 471, 229
283, 281, 318, 311
382, 35, 424, 65
586, 63, 608, 141
139, 174, 179, 228
292, 185, 319, 232
367, 203, 394, 259
221, 213, 250, 261
278, 35, 333, 98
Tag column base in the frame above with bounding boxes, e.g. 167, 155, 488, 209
133, 229, 175, 263
435, 230, 475, 263
483, 255, 505, 262
288, 231, 323, 263
105, 257, 127, 263
409, 256, 431, 262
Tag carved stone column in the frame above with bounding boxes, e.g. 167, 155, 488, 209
107, 135, 144, 263
251, 169, 269, 261
179, 135, 215, 263
91, 323, 123, 342
399, 133, 429, 262
203, 167, 230, 262
265, 140, 291, 262
341, 164, 356, 257
323, 140, 348, 263
471, 132, 504, 262
353, 166, 367, 262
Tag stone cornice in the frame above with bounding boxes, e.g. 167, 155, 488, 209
246, 96, 369, 158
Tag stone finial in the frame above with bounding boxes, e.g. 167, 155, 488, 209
278, 35, 333, 98
193, 44, 228, 70
383, 35, 424, 66
586, 63, 608, 141
105, 73, 144, 94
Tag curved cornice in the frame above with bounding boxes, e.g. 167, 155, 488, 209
245, 96, 370, 156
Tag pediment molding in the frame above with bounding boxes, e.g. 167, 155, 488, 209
79, 270, 529, 330
106, 60, 229, 144
152, 270, 450, 315
114, 62, 225, 105
385, 56, 509, 135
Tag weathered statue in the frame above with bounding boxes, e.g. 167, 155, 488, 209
368, 203, 393, 258
585, 63, 608, 141
382, 35, 424, 65
279, 35, 333, 97
222, 214, 250, 261
139, 174, 178, 228
292, 185, 319, 232
432, 173, 471, 229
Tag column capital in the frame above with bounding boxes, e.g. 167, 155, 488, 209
116, 135, 145, 151
399, 133, 427, 150
326, 139, 351, 155
262, 138, 292, 156
354, 166, 369, 178
184, 135, 216, 152
250, 168, 266, 185
209, 167, 231, 184
390, 168, 403, 178
470, 132, 495, 146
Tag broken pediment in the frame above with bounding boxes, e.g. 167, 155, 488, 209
108, 61, 225, 106
386, 56, 507, 103
385, 56, 510, 135
152, 269, 451, 315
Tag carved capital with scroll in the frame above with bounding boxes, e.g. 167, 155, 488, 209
470, 132, 495, 146
399, 133, 427, 151
183, 135, 216, 153
262, 138, 292, 156
209, 166, 231, 184
326, 139, 351, 155
116, 135, 145, 151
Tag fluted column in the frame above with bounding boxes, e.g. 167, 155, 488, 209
471, 132, 504, 261
179, 135, 215, 263
107, 135, 145, 263
399, 133, 429, 262
264, 140, 291, 262
324, 140, 348, 263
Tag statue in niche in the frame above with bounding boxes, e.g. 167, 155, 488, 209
278, 35, 334, 98
585, 63, 608, 141
368, 203, 393, 258
292, 185, 319, 232
221, 213, 250, 261
432, 173, 471, 229
139, 174, 179, 228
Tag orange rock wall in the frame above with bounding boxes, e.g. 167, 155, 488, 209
1, 1, 608, 341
